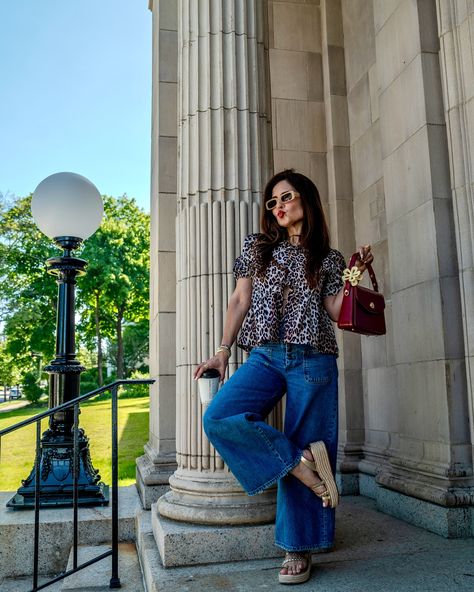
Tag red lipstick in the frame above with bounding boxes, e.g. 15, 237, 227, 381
277, 211, 285, 219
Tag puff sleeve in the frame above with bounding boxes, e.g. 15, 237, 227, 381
321, 249, 346, 298
233, 233, 260, 281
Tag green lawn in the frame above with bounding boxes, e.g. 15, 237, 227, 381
0, 396, 149, 491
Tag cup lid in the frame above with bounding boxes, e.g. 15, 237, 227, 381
201, 368, 220, 379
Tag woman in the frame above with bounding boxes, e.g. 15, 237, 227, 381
194, 170, 372, 585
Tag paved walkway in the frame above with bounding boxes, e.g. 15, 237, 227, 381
144, 496, 474, 592
1, 496, 473, 591
0, 400, 29, 413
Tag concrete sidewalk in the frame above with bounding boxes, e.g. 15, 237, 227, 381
139, 496, 474, 592
1, 495, 473, 591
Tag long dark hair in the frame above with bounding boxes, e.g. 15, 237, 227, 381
256, 169, 330, 288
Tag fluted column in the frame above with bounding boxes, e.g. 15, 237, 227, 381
157, 0, 277, 525
437, 0, 474, 458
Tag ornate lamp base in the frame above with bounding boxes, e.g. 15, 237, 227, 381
7, 428, 109, 509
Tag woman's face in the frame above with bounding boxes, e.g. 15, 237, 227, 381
269, 180, 304, 229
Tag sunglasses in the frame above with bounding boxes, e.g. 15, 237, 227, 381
265, 190, 299, 211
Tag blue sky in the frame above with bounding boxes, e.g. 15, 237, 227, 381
0, 1, 152, 212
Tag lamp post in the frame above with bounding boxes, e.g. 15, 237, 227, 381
8, 172, 107, 508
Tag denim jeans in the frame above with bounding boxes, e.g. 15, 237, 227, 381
203, 343, 338, 552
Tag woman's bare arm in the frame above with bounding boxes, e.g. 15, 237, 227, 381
324, 244, 373, 322
194, 277, 252, 380
324, 289, 345, 322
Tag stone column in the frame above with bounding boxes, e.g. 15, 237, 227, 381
436, 0, 474, 461
136, 0, 179, 509
339, 0, 392, 495
157, 0, 276, 526
320, 0, 365, 493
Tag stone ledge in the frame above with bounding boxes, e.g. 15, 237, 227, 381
359, 472, 379, 499
360, 473, 474, 539
135, 509, 164, 592
0, 486, 140, 579
151, 502, 285, 567
135, 453, 174, 509
376, 485, 474, 539
337, 472, 360, 495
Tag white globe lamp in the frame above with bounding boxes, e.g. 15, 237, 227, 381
31, 172, 103, 247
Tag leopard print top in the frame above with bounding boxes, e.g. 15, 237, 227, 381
233, 233, 346, 355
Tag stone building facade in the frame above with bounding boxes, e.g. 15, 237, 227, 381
137, 0, 474, 565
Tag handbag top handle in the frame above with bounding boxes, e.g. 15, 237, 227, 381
347, 252, 379, 292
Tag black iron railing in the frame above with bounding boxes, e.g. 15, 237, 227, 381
0, 379, 153, 591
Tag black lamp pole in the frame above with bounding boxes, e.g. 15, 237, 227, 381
8, 236, 108, 508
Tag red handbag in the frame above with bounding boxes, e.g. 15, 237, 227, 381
337, 253, 386, 336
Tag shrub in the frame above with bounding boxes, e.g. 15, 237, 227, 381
120, 371, 151, 398
22, 371, 43, 404
80, 367, 100, 396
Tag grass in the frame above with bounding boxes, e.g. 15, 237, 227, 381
0, 396, 149, 491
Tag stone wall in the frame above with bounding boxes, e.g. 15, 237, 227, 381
145, 0, 474, 538
339, 0, 473, 528
268, 0, 328, 204
268, 0, 474, 532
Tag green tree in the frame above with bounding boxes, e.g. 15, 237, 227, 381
77, 220, 115, 387
78, 195, 149, 381
106, 319, 149, 378
0, 341, 22, 399
0, 194, 56, 371
0, 193, 150, 387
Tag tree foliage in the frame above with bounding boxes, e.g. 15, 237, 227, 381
0, 194, 57, 371
78, 195, 150, 381
107, 319, 149, 378
0, 341, 22, 388
0, 192, 150, 391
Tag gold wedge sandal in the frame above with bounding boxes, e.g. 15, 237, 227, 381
300, 441, 339, 509
279, 552, 311, 585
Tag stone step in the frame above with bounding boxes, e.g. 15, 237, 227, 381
138, 500, 285, 571
151, 500, 283, 567
0, 575, 62, 592
135, 507, 163, 592
0, 486, 141, 580
135, 505, 284, 592
128, 496, 474, 592
60, 543, 144, 591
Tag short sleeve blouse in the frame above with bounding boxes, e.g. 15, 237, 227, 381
233, 233, 346, 354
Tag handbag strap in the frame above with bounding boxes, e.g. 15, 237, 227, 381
347, 253, 379, 292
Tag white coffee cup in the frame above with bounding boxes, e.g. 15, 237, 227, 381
198, 368, 220, 406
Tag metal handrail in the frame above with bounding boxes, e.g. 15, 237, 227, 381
0, 378, 154, 591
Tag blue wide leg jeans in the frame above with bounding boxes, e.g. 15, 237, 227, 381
203, 343, 338, 552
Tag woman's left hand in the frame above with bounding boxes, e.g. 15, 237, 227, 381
355, 244, 373, 274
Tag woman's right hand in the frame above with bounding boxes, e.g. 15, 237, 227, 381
193, 352, 229, 382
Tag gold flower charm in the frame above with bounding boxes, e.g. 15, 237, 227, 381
342, 266, 362, 286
